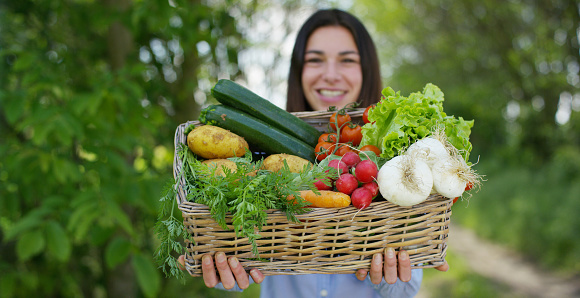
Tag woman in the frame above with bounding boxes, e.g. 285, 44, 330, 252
180, 9, 448, 297
286, 9, 382, 113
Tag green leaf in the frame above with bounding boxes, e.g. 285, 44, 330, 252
132, 253, 161, 298
12, 52, 36, 72
4, 208, 50, 241
90, 225, 115, 246
51, 157, 81, 184
104, 197, 135, 236
3, 96, 27, 125
0, 273, 16, 297
67, 199, 100, 242
105, 236, 132, 269
16, 229, 45, 261
67, 199, 98, 231
45, 220, 71, 262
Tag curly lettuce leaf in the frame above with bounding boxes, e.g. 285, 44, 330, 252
360, 83, 474, 161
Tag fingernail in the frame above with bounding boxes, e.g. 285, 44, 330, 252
216, 252, 226, 264
385, 247, 395, 258
400, 251, 408, 261
203, 255, 211, 265
228, 257, 239, 268
373, 253, 382, 265
250, 269, 259, 279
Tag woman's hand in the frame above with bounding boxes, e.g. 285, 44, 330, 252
355, 248, 449, 284
178, 253, 265, 289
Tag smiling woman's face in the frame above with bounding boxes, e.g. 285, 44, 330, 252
301, 26, 363, 111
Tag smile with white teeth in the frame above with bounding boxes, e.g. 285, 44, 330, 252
319, 89, 345, 97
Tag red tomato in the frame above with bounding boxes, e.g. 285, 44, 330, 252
335, 144, 353, 156
318, 132, 338, 144
330, 112, 352, 131
315, 142, 333, 161
340, 124, 362, 146
359, 145, 381, 156
363, 105, 375, 124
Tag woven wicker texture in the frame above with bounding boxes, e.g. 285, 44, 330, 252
174, 109, 451, 276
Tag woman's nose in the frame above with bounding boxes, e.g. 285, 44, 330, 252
323, 62, 340, 82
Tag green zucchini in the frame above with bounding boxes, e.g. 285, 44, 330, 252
199, 104, 315, 162
211, 79, 321, 147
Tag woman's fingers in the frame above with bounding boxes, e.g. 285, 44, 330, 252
249, 268, 265, 284
397, 250, 412, 282
383, 247, 398, 284
213, 252, 236, 289
177, 255, 186, 270
189, 253, 265, 288
355, 269, 368, 281
228, 257, 250, 289
435, 260, 449, 272
369, 253, 384, 284
201, 254, 220, 288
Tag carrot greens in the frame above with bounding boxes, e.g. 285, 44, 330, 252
155, 143, 326, 280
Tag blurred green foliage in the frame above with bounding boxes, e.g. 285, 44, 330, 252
0, 0, 253, 296
356, 0, 580, 276
0, 0, 578, 297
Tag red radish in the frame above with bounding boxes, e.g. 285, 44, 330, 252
465, 181, 474, 191
351, 187, 373, 209
340, 151, 361, 169
314, 178, 333, 191
335, 173, 359, 195
354, 160, 378, 183
328, 159, 349, 175
362, 181, 379, 198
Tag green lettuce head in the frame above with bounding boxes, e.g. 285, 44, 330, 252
360, 83, 474, 161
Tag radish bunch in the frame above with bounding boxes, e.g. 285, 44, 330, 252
316, 151, 379, 210
377, 132, 482, 207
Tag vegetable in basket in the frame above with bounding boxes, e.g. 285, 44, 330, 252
377, 128, 483, 206
187, 125, 249, 159
360, 84, 474, 162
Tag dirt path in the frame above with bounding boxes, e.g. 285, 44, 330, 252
418, 223, 580, 298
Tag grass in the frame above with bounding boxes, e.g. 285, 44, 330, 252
452, 157, 580, 274
419, 251, 526, 298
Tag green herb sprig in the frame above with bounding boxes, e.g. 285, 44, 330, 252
155, 143, 328, 279
153, 180, 191, 282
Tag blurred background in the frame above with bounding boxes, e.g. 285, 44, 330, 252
1, 0, 579, 297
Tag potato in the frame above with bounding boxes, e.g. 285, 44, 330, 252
262, 154, 312, 173
201, 159, 237, 177
187, 125, 249, 159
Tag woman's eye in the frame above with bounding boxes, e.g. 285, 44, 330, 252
305, 58, 323, 63
341, 58, 359, 63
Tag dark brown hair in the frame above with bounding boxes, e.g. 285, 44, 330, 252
286, 9, 382, 112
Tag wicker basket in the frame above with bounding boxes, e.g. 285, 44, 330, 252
174, 109, 451, 276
